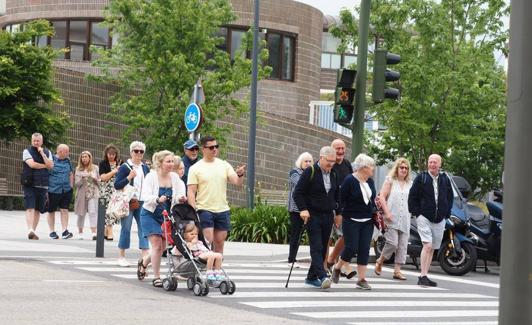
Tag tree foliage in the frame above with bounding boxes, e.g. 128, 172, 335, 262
91, 0, 270, 156
0, 20, 71, 146
333, 0, 509, 197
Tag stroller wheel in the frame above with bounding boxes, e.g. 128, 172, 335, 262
201, 284, 209, 296
193, 283, 202, 296
219, 281, 229, 295
162, 278, 176, 291
228, 281, 236, 295
187, 277, 195, 290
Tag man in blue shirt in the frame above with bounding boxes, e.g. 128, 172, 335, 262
181, 139, 199, 186
47, 144, 74, 239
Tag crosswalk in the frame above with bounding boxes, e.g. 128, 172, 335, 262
47, 259, 499, 324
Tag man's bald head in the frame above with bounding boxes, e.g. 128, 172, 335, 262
331, 139, 346, 163
427, 154, 442, 176
56, 144, 70, 159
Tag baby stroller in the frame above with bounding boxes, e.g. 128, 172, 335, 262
161, 203, 236, 296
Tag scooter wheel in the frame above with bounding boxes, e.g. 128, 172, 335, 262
439, 240, 477, 276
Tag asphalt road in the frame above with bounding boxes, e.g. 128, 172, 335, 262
0, 210, 500, 324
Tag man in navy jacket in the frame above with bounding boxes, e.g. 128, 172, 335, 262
408, 154, 453, 287
293, 146, 339, 289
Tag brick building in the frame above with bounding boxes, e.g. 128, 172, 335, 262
0, 0, 351, 206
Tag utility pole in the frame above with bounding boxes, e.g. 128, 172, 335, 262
351, 0, 371, 159
499, 0, 532, 323
247, 0, 259, 209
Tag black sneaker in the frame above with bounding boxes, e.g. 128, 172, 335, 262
418, 275, 437, 287
49, 231, 59, 239
61, 230, 73, 239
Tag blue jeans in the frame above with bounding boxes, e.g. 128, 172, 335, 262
118, 203, 149, 250
341, 218, 374, 265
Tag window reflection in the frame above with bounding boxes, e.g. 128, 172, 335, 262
230, 29, 246, 60
51, 21, 66, 58
268, 33, 281, 79
282, 36, 294, 80
69, 21, 87, 60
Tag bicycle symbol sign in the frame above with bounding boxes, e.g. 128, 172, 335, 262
184, 103, 202, 132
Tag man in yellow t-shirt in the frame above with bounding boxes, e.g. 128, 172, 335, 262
187, 136, 246, 254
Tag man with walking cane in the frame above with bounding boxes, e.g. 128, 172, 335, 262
293, 146, 340, 289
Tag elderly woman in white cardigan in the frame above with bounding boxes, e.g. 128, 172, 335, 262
137, 150, 186, 288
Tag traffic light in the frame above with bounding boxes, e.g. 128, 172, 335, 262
372, 48, 400, 103
333, 69, 357, 124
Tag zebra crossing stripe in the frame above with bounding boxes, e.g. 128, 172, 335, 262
347, 321, 499, 325
208, 291, 494, 299
241, 300, 499, 309
292, 309, 498, 319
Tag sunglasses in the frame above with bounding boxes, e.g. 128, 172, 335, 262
204, 144, 219, 150
132, 149, 145, 154
399, 166, 409, 170
188, 147, 199, 151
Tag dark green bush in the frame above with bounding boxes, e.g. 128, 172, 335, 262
229, 204, 290, 244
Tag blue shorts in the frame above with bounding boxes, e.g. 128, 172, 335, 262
23, 186, 48, 213
198, 210, 231, 231
140, 207, 164, 238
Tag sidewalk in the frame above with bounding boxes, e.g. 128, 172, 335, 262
0, 209, 375, 261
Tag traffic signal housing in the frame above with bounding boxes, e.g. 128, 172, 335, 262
372, 49, 400, 103
333, 69, 357, 124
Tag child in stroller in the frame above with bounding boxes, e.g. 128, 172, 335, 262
183, 223, 225, 282
161, 203, 235, 295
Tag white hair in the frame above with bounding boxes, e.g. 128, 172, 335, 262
319, 146, 335, 157
353, 153, 375, 170
294, 152, 313, 169
129, 141, 146, 152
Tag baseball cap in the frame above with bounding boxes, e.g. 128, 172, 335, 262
184, 139, 199, 150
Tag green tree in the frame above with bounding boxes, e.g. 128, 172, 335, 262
91, 0, 270, 155
0, 20, 71, 146
333, 0, 508, 197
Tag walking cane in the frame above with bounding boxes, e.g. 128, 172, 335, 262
285, 222, 307, 288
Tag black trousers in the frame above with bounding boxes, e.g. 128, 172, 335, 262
288, 211, 305, 263
306, 211, 334, 280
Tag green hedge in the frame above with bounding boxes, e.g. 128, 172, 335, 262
229, 204, 308, 245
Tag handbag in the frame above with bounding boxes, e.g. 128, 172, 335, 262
106, 184, 136, 219
129, 198, 140, 210
373, 194, 387, 233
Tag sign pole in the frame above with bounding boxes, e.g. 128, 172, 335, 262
499, 1, 532, 323
247, 0, 260, 209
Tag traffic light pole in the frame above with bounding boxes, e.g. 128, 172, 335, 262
246, 0, 259, 209
499, 1, 532, 323
351, 0, 371, 159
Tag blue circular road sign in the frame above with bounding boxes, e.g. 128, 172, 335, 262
184, 103, 202, 132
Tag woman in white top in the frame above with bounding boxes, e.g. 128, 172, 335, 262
374, 157, 413, 280
137, 150, 186, 287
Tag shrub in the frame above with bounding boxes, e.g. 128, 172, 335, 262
229, 204, 290, 244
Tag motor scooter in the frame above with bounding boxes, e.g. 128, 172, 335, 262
467, 190, 503, 271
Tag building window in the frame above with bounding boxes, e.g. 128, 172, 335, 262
221, 26, 296, 81
321, 31, 356, 70
4, 19, 111, 61
69, 21, 88, 60
267, 32, 295, 81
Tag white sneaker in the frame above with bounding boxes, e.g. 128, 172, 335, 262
117, 258, 130, 267
76, 233, 84, 240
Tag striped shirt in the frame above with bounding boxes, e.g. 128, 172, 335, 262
287, 168, 303, 212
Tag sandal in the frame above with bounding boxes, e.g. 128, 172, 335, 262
393, 271, 407, 280
341, 271, 357, 279
137, 258, 148, 281
375, 259, 383, 276
152, 278, 163, 288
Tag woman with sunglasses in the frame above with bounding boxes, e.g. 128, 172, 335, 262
287, 151, 313, 268
114, 141, 150, 267
374, 157, 413, 280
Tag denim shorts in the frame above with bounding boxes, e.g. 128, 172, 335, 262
23, 186, 48, 213
198, 210, 231, 231
140, 207, 164, 238
48, 190, 73, 212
